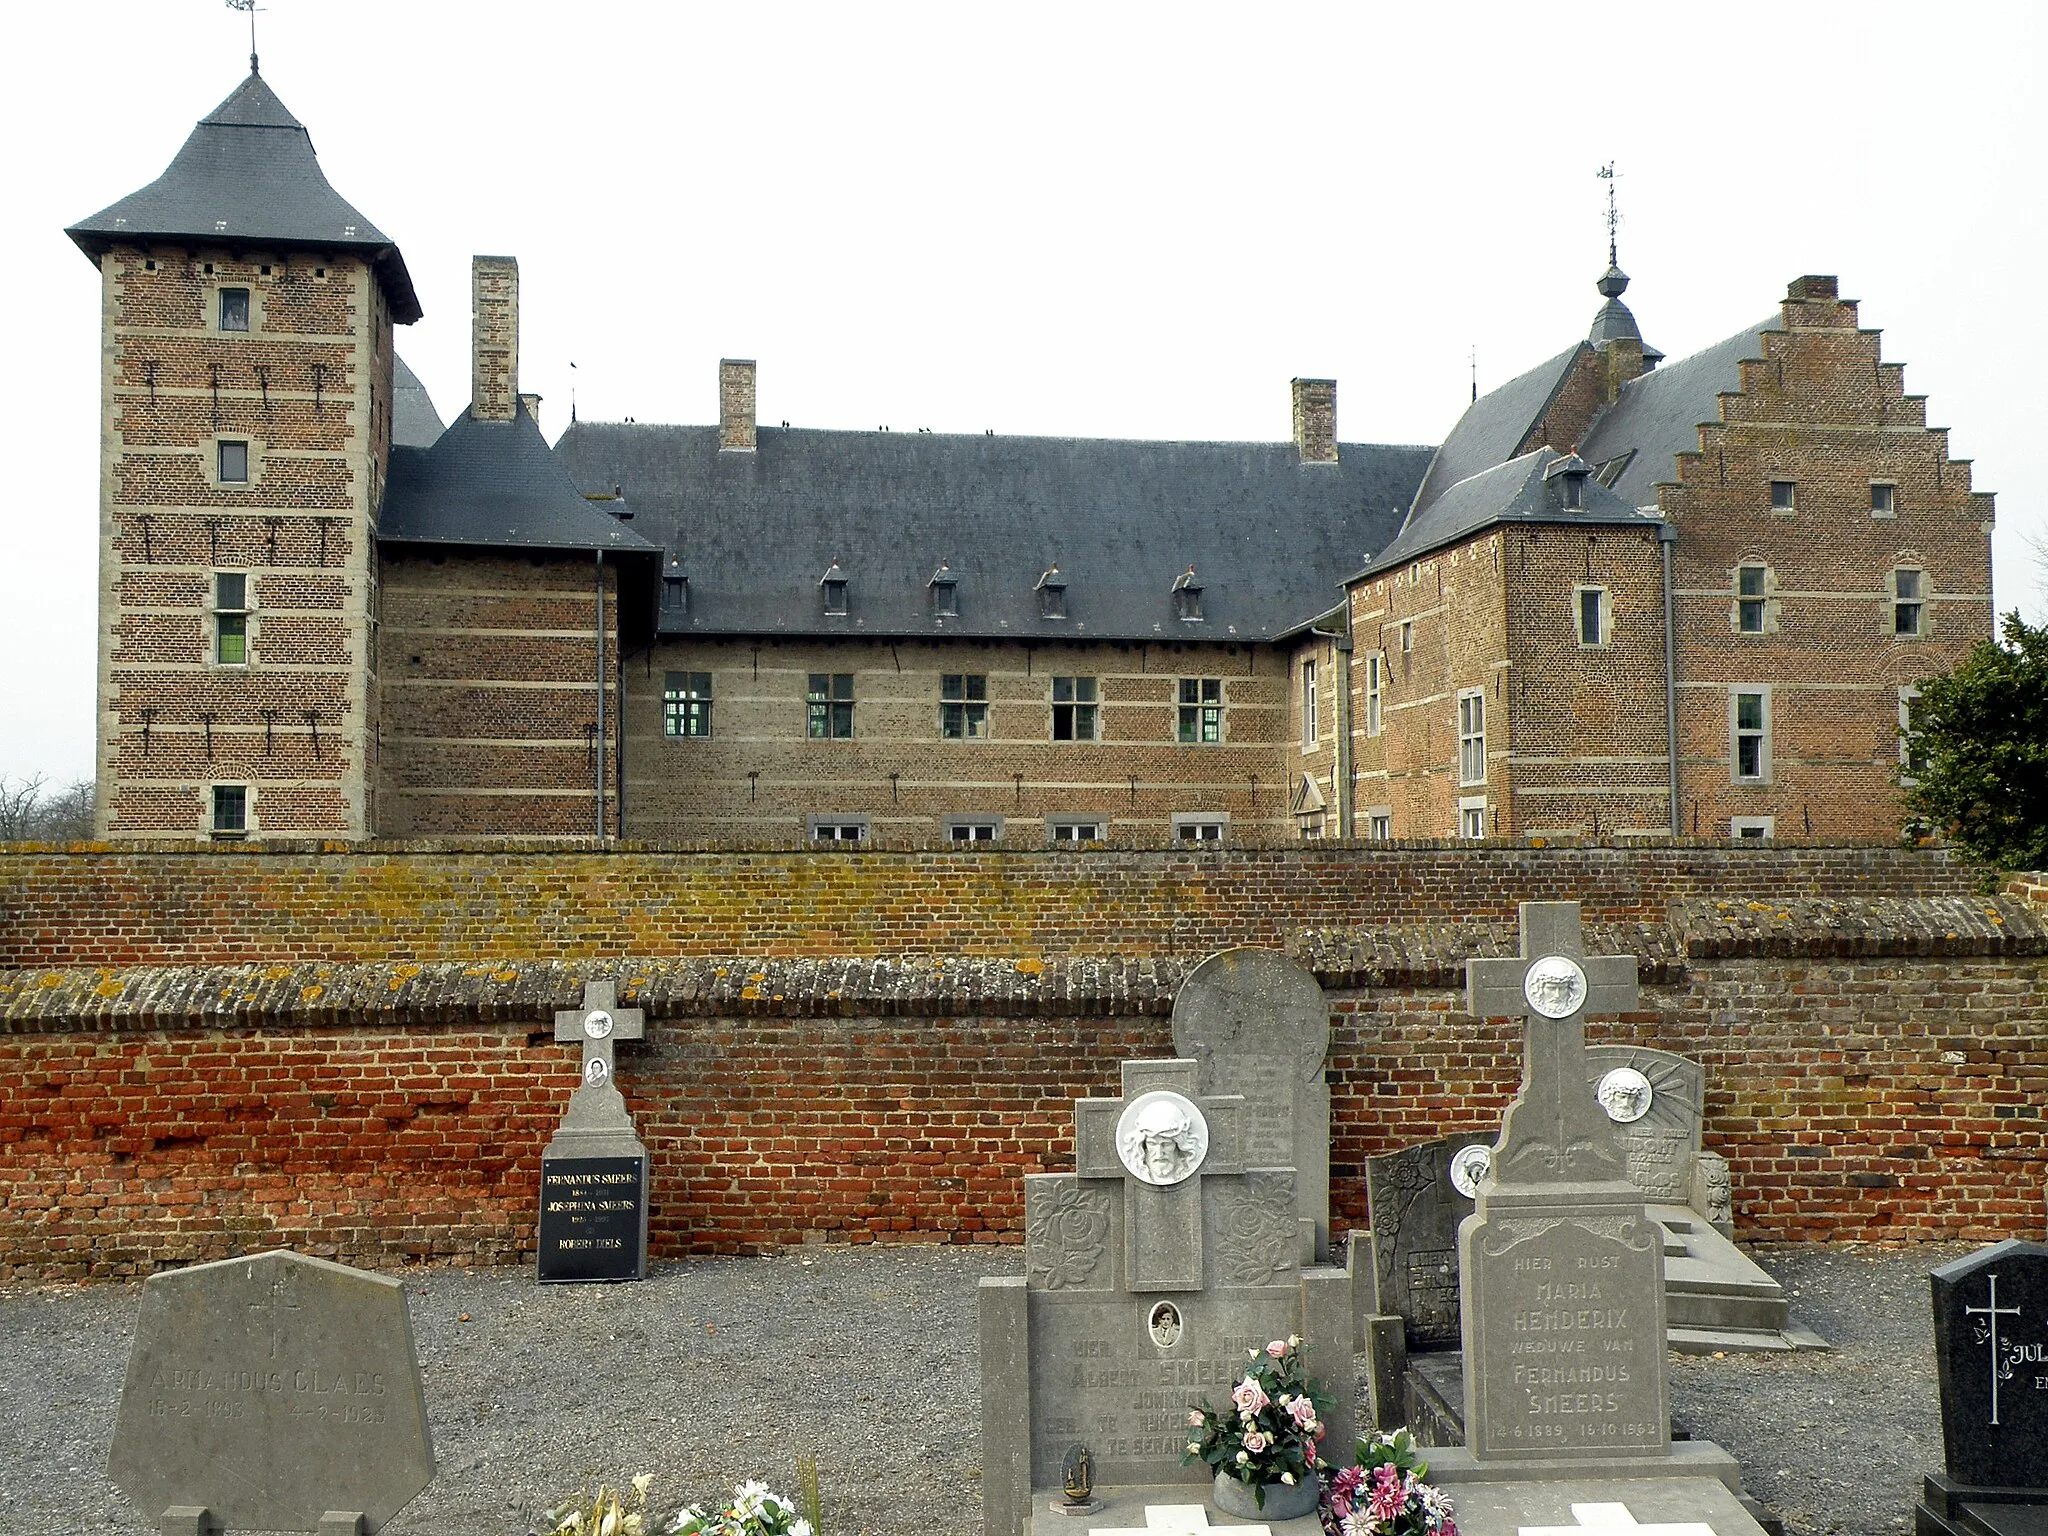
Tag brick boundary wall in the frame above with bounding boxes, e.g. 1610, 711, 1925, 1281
4, 896, 2044, 1282
0, 840, 1989, 970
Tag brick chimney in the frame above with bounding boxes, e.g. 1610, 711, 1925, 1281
1291, 378, 1338, 464
471, 256, 519, 422
720, 359, 757, 452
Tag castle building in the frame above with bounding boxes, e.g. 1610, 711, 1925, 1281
68, 68, 1994, 845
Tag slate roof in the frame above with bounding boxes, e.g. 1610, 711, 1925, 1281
1407, 343, 1587, 516
391, 356, 443, 449
1579, 320, 1775, 509
380, 408, 658, 555
552, 424, 1434, 640
66, 69, 421, 323
1360, 449, 1656, 576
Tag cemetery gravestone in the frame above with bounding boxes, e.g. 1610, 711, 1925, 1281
539, 978, 650, 1283
107, 1249, 434, 1536
979, 1055, 1355, 1536
1365, 1130, 1495, 1351
1918, 1239, 2048, 1536
1173, 948, 1333, 1261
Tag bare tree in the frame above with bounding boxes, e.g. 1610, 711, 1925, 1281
0, 774, 97, 841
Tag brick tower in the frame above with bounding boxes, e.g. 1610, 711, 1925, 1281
66, 67, 419, 840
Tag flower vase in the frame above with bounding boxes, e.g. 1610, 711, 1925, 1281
1211, 1468, 1318, 1523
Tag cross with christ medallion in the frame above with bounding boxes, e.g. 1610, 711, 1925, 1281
1466, 902, 1639, 1192
554, 978, 644, 1098
1072, 1059, 1245, 1291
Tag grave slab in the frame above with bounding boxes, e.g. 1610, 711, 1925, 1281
1420, 1480, 1770, 1536
106, 1249, 433, 1535
1022, 1487, 1321, 1536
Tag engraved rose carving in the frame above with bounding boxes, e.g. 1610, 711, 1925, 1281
1216, 1172, 1299, 1287
1027, 1181, 1111, 1290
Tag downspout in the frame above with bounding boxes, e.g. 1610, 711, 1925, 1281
595, 549, 607, 840
1659, 521, 1681, 839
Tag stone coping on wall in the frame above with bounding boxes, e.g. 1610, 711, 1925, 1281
7, 897, 2040, 1033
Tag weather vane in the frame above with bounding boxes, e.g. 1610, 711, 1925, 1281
225, 0, 264, 75
1596, 161, 1621, 266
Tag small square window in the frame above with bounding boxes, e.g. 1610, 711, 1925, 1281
663, 672, 713, 738
1731, 816, 1775, 841
1368, 810, 1393, 840
945, 816, 1002, 843
218, 440, 250, 483
1458, 796, 1487, 840
807, 673, 855, 738
1770, 480, 1797, 513
1051, 676, 1099, 741
940, 674, 989, 740
1870, 483, 1896, 517
1176, 678, 1222, 744
1172, 814, 1228, 843
808, 815, 869, 843
211, 784, 248, 836
1048, 818, 1105, 844
219, 287, 250, 332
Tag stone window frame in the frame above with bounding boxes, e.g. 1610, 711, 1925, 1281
806, 673, 855, 739
1457, 794, 1487, 840
1898, 686, 1927, 783
940, 673, 990, 740
1301, 657, 1319, 749
807, 814, 869, 844
1769, 478, 1797, 515
212, 569, 252, 669
206, 433, 263, 490
1870, 481, 1898, 519
1365, 652, 1384, 737
1456, 687, 1486, 786
1171, 812, 1229, 844
1366, 806, 1393, 840
1399, 620, 1415, 654
1050, 675, 1099, 742
943, 814, 1003, 844
1892, 565, 1928, 637
1575, 584, 1611, 649
1176, 677, 1223, 745
1733, 560, 1775, 635
662, 671, 713, 739
1731, 815, 1775, 841
217, 285, 253, 333
1730, 685, 1773, 784
209, 782, 251, 840
1046, 816, 1107, 845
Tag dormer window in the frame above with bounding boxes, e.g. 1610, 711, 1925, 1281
819, 560, 849, 616
1171, 566, 1204, 622
1545, 453, 1591, 511
929, 563, 959, 617
1036, 565, 1067, 620
661, 568, 689, 619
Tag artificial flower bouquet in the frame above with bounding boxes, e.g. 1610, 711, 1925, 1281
670, 1479, 815, 1536
1320, 1429, 1458, 1536
1182, 1335, 1333, 1506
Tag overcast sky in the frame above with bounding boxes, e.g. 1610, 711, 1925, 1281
4, 0, 2041, 786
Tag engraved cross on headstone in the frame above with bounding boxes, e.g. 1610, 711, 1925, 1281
1466, 902, 1638, 1191
1967, 1272, 2022, 1426
554, 979, 644, 1098
1072, 1059, 1244, 1291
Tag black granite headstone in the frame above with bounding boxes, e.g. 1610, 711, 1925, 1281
538, 1155, 648, 1283
1919, 1239, 2048, 1536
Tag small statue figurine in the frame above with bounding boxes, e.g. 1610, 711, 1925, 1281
1061, 1444, 1096, 1508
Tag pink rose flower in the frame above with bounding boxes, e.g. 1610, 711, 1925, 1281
1231, 1378, 1269, 1417
1266, 1339, 1289, 1358
1242, 1430, 1269, 1454
1287, 1397, 1318, 1429
1187, 1409, 1205, 1427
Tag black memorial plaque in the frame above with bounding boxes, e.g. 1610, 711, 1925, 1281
1920, 1239, 2048, 1536
538, 1155, 648, 1283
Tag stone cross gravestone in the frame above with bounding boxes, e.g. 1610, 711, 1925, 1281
1172, 948, 1332, 1262
1917, 1239, 2048, 1536
107, 1249, 434, 1536
1456, 902, 1669, 1463
978, 1056, 1356, 1536
539, 978, 650, 1283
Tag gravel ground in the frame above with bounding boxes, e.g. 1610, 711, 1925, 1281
0, 1241, 1970, 1536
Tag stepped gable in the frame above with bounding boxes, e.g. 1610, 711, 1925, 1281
65, 68, 421, 323
1361, 446, 1655, 575
381, 407, 657, 555
1578, 319, 1776, 510
553, 423, 1433, 641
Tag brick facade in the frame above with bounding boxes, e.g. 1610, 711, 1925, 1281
95, 247, 388, 841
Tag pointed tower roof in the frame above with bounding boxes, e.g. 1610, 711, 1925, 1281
66, 70, 421, 323
1587, 262, 1662, 365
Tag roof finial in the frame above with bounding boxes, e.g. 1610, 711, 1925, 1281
1597, 160, 1620, 267
1469, 345, 1477, 405
225, 0, 263, 75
